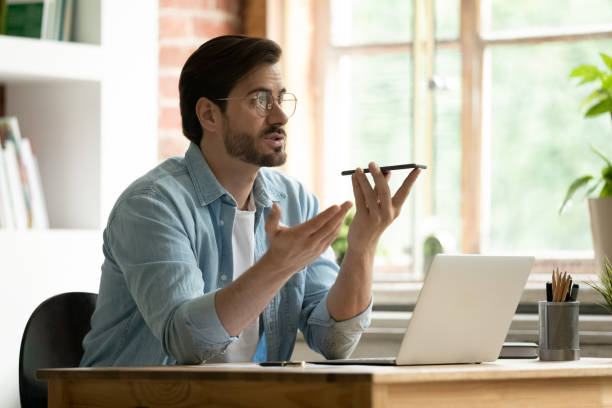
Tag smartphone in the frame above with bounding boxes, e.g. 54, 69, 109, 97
341, 163, 427, 176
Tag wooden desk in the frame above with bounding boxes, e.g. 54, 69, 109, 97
39, 358, 612, 407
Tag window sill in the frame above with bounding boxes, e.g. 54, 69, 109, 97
372, 280, 604, 307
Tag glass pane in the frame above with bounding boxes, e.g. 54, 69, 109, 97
435, 0, 460, 40
432, 49, 462, 251
483, 0, 612, 33
328, 53, 414, 268
487, 39, 612, 253
330, 0, 413, 46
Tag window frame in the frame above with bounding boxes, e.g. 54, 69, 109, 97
258, 0, 612, 280
320, 0, 612, 271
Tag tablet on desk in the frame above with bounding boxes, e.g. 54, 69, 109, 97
310, 254, 534, 366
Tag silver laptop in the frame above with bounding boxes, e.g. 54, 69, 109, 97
316, 254, 534, 365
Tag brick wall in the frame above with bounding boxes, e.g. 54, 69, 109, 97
158, 0, 243, 161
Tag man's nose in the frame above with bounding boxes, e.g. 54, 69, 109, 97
267, 100, 289, 126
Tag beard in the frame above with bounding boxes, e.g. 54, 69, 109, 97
222, 122, 287, 167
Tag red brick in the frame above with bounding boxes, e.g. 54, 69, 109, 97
159, 106, 182, 130
159, 14, 190, 38
192, 16, 239, 39
158, 134, 191, 161
159, 0, 211, 10
159, 76, 180, 100
215, 0, 240, 14
159, 45, 197, 69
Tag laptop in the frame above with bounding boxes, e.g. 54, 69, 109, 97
314, 254, 534, 365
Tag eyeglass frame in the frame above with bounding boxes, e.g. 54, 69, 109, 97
216, 89, 297, 118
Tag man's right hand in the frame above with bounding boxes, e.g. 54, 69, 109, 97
263, 201, 353, 274
215, 201, 352, 337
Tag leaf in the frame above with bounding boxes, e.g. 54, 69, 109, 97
591, 145, 612, 168
603, 166, 612, 182
601, 53, 612, 71
570, 64, 601, 78
580, 89, 607, 110
588, 258, 612, 313
559, 175, 594, 214
570, 65, 602, 84
602, 181, 612, 197
585, 179, 603, 198
585, 98, 612, 117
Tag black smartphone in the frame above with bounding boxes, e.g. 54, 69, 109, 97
341, 163, 427, 176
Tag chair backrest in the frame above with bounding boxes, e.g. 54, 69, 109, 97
19, 292, 97, 408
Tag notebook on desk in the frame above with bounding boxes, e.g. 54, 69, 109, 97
312, 254, 534, 366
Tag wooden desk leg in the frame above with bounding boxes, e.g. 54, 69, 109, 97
47, 380, 68, 408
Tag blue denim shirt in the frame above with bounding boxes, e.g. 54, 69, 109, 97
80, 142, 371, 366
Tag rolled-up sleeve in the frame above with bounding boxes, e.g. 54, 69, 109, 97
107, 192, 236, 364
298, 247, 372, 359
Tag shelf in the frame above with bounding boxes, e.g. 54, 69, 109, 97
0, 35, 102, 82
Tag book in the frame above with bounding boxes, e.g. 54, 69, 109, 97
0, 0, 7, 34
3, 0, 44, 38
20, 138, 48, 228
58, 0, 72, 41
71, 0, 99, 44
2, 140, 28, 228
499, 342, 538, 359
0, 116, 33, 228
41, 0, 62, 40
0, 145, 15, 228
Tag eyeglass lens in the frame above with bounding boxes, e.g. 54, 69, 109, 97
255, 91, 296, 117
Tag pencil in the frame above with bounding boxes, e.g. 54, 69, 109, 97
552, 269, 557, 301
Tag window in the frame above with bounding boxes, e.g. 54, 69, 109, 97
272, 0, 612, 280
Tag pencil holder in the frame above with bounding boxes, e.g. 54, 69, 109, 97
538, 301, 580, 361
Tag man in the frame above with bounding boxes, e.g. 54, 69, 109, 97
80, 35, 421, 366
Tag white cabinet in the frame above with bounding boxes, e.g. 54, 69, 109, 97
0, 1, 158, 406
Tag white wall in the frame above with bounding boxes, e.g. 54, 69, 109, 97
0, 230, 103, 407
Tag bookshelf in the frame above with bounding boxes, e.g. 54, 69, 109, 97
0, 1, 159, 406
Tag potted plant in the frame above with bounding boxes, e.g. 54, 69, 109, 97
588, 258, 612, 313
559, 52, 612, 273
331, 210, 354, 265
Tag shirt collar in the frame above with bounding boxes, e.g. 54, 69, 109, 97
184, 142, 286, 208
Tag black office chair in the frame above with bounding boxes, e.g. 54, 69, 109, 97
19, 292, 97, 408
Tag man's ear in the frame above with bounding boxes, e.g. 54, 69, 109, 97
195, 97, 220, 133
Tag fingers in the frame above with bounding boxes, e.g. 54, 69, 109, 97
297, 204, 342, 235
264, 203, 282, 237
340, 200, 353, 213
308, 201, 352, 242
319, 204, 350, 248
353, 168, 378, 212
351, 172, 367, 212
369, 162, 392, 214
391, 168, 421, 210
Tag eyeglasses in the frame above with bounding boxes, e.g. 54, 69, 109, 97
217, 90, 297, 118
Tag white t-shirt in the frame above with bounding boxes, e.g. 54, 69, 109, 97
208, 194, 259, 362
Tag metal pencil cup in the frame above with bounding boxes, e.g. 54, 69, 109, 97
538, 301, 580, 361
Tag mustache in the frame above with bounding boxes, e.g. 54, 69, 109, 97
262, 127, 286, 137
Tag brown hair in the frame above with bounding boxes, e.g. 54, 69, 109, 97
179, 35, 282, 146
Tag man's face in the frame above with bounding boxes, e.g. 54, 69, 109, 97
220, 63, 289, 167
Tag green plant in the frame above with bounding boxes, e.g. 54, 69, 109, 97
559, 53, 612, 214
587, 257, 612, 314
423, 235, 443, 275
330, 209, 389, 265
331, 210, 354, 265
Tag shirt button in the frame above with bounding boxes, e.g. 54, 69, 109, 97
219, 220, 225, 226
221, 274, 228, 281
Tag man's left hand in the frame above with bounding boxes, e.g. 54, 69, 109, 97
347, 162, 421, 255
